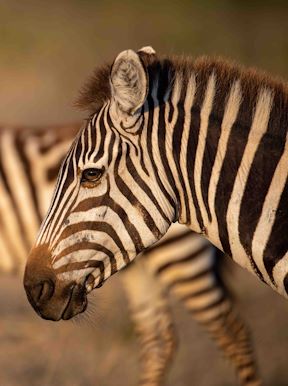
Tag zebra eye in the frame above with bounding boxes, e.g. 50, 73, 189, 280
81, 168, 103, 184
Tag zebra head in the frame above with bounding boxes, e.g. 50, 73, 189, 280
24, 47, 177, 321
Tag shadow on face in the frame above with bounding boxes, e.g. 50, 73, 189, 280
24, 245, 88, 321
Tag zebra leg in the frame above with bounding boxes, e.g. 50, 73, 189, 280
120, 258, 177, 386
169, 250, 261, 386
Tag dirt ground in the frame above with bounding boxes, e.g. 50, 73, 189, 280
1, 261, 288, 386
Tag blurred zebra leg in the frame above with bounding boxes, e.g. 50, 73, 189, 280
121, 223, 261, 386
121, 258, 176, 386
167, 248, 261, 386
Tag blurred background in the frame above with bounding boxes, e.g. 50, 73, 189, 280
0, 0, 288, 385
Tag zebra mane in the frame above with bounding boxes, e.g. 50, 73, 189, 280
75, 53, 288, 130
75, 62, 111, 113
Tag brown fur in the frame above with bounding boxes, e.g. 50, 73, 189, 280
75, 53, 288, 134
75, 63, 111, 113
190, 56, 288, 136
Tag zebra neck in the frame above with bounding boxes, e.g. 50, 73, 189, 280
162, 68, 288, 296
164, 72, 229, 245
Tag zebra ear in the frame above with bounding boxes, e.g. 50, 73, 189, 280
110, 49, 148, 115
137, 46, 156, 55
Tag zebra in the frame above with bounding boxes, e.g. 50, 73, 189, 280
24, 45, 288, 382
123, 229, 261, 386
0, 123, 79, 273
0, 123, 259, 385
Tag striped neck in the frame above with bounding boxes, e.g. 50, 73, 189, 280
158, 58, 288, 295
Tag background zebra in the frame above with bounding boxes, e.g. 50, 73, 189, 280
0, 124, 79, 273
0, 124, 259, 385
123, 230, 261, 386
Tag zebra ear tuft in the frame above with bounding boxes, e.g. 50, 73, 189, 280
137, 46, 156, 55
110, 49, 148, 115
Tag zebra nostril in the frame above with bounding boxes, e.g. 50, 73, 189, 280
30, 280, 55, 304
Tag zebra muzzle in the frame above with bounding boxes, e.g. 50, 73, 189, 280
25, 279, 55, 311
24, 244, 96, 320
61, 283, 88, 320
